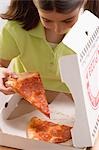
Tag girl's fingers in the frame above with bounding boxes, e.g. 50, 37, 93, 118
0, 75, 15, 95
0, 84, 15, 95
0, 67, 17, 94
1, 88, 15, 95
10, 72, 18, 78
1, 68, 18, 79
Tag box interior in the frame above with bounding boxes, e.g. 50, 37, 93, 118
0, 92, 75, 146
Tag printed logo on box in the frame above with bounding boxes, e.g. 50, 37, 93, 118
86, 49, 99, 109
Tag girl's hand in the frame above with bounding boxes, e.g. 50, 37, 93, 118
0, 67, 17, 95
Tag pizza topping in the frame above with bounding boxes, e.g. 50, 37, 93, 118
6, 72, 50, 118
27, 117, 72, 144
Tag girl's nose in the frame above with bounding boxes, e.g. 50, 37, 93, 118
54, 23, 63, 34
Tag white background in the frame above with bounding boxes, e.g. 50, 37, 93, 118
0, 0, 10, 13
0, 0, 11, 28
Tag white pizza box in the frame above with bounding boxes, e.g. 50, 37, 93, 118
59, 10, 99, 148
0, 92, 86, 150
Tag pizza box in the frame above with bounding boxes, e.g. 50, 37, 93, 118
59, 10, 99, 148
0, 92, 86, 150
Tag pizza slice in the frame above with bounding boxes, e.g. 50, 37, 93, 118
27, 117, 72, 143
6, 72, 50, 118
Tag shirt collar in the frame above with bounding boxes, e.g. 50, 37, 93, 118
28, 22, 45, 39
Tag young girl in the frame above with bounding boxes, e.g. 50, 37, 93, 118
0, 0, 99, 149
0, 0, 98, 95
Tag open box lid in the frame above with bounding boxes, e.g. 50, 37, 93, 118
62, 10, 99, 55
59, 10, 99, 147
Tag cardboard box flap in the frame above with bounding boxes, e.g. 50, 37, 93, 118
0, 93, 21, 120
59, 10, 99, 147
0, 92, 12, 110
62, 10, 99, 54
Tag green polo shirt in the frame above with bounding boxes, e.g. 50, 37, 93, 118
0, 20, 74, 93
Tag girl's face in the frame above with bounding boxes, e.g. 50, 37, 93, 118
38, 7, 81, 35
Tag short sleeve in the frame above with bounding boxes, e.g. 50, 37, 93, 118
0, 23, 20, 60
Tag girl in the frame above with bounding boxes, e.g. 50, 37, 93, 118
0, 0, 84, 94
0, 0, 98, 95
0, 0, 99, 149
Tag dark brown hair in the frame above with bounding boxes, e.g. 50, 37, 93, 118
37, 0, 84, 13
0, 0, 40, 30
0, 0, 99, 31
84, 0, 99, 18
